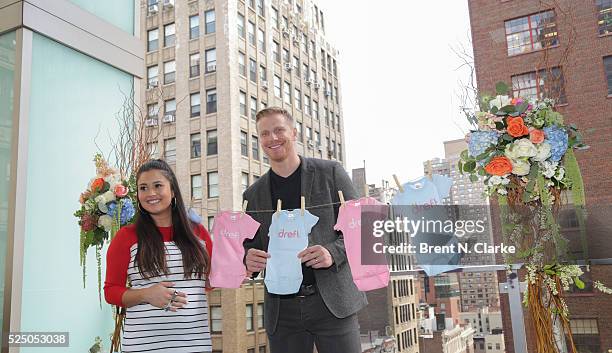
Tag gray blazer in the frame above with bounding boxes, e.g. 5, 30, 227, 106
242, 156, 367, 334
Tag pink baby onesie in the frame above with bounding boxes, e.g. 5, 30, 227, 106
209, 211, 260, 288
334, 197, 390, 291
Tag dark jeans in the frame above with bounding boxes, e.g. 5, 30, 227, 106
268, 292, 361, 353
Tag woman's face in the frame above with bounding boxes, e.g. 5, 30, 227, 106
137, 169, 174, 217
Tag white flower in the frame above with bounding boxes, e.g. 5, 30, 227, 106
104, 173, 122, 188
98, 215, 114, 232
489, 95, 512, 110
505, 139, 538, 160
541, 160, 559, 178
98, 201, 108, 213
501, 177, 510, 185
497, 188, 508, 195
102, 190, 116, 203
511, 159, 531, 176
532, 142, 552, 162
488, 176, 503, 185
555, 167, 565, 181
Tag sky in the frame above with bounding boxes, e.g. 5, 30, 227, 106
319, 0, 475, 187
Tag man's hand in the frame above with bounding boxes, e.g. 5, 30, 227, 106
298, 245, 334, 269
245, 248, 270, 273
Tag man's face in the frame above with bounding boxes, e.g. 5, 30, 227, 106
256, 113, 298, 163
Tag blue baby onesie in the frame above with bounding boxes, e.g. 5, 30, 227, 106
391, 174, 457, 276
265, 209, 319, 295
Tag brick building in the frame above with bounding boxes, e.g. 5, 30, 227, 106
467, 1, 612, 352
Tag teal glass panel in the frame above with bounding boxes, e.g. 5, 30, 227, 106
20, 33, 133, 352
68, 0, 135, 35
0, 30, 16, 334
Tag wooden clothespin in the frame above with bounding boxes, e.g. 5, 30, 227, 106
276, 199, 282, 218
425, 160, 433, 181
393, 174, 405, 193
338, 190, 346, 208
300, 196, 305, 216
363, 184, 369, 198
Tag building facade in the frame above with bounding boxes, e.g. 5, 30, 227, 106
468, 1, 612, 352
139, 0, 346, 351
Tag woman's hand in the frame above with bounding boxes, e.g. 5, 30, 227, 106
143, 282, 188, 312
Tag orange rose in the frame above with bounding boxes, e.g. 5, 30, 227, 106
91, 178, 105, 192
506, 117, 529, 138
485, 156, 513, 176
529, 129, 545, 144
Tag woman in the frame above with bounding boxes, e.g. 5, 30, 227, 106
104, 159, 213, 352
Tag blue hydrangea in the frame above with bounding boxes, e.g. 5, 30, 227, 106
468, 131, 499, 159
108, 198, 136, 225
543, 125, 568, 162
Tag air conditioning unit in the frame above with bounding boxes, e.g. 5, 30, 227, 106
317, 145, 323, 152
313, 82, 321, 89
304, 79, 311, 86
145, 118, 158, 127
207, 64, 216, 72
283, 63, 292, 71
148, 80, 158, 89
148, 4, 158, 13
282, 27, 290, 38
261, 81, 269, 90
307, 140, 314, 147
162, 0, 174, 7
162, 113, 175, 123
324, 90, 331, 97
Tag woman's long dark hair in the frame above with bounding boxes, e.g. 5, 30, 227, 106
134, 159, 210, 280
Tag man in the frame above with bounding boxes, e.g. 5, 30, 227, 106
243, 107, 366, 353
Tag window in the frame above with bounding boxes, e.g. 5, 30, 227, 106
241, 131, 248, 157
250, 96, 258, 121
324, 108, 329, 125
147, 103, 159, 119
207, 172, 219, 198
191, 133, 201, 158
605, 56, 612, 95
246, 304, 254, 331
164, 60, 175, 84
164, 23, 176, 47
257, 28, 266, 52
189, 53, 200, 77
271, 6, 278, 28
211, 306, 222, 333
207, 130, 218, 155
293, 56, 300, 75
238, 13, 245, 38
191, 175, 202, 199
190, 93, 201, 117
296, 121, 303, 141
241, 172, 249, 193
314, 131, 320, 146
252, 135, 259, 160
282, 16, 288, 29
334, 87, 339, 104
306, 127, 312, 142
205, 48, 216, 73
238, 52, 246, 76
310, 69, 316, 83
249, 58, 257, 82
272, 41, 280, 62
147, 141, 158, 158
208, 216, 214, 232
256, 0, 264, 17
248, 21, 256, 46
283, 81, 291, 105
164, 138, 176, 162
164, 99, 176, 118
333, 60, 337, 76
147, 65, 158, 88
505, 10, 558, 56
274, 75, 281, 98
294, 88, 301, 110
240, 91, 247, 116
206, 89, 217, 113
259, 65, 267, 84
598, 0, 612, 35
190, 15, 199, 39
147, 28, 158, 51
259, 346, 266, 353
303, 63, 309, 80
257, 303, 264, 329
282, 48, 290, 64
311, 40, 316, 58
570, 319, 600, 353
313, 100, 318, 119
205, 10, 216, 34
304, 95, 311, 115
511, 67, 566, 104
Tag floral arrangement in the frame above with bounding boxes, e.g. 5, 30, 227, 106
457, 82, 603, 353
74, 154, 136, 302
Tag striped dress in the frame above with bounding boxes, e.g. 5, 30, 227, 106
104, 223, 213, 353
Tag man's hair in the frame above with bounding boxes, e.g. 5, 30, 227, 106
255, 107, 294, 125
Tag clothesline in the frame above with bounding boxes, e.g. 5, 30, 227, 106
191, 200, 346, 214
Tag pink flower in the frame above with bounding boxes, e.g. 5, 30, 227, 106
114, 184, 128, 198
